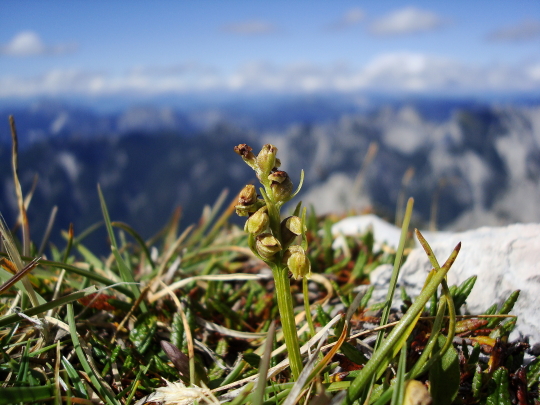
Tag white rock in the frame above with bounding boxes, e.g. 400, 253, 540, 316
398, 223, 540, 344
334, 215, 540, 344
332, 214, 402, 251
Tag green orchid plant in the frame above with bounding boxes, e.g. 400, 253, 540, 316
234, 143, 308, 380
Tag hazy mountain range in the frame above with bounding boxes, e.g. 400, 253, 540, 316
0, 94, 539, 253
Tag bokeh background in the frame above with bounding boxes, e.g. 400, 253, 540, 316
1, 1, 540, 252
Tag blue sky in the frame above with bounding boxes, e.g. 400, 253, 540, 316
1, 1, 540, 99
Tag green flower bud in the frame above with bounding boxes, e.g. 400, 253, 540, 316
280, 216, 303, 247
256, 233, 282, 259
283, 245, 311, 279
269, 171, 293, 202
245, 206, 269, 235
234, 144, 257, 168
238, 184, 257, 206
256, 144, 278, 176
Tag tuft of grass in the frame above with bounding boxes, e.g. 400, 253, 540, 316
0, 125, 533, 405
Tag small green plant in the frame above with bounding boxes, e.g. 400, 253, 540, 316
233, 143, 308, 380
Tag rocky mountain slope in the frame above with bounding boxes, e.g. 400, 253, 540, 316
0, 98, 539, 252
280, 104, 540, 230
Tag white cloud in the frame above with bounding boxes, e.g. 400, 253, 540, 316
1, 54, 539, 98
326, 8, 365, 30
487, 19, 540, 42
221, 20, 277, 35
0, 31, 77, 56
370, 7, 444, 36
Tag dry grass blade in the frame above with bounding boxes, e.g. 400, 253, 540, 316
0, 256, 40, 295
149, 273, 271, 303
214, 314, 343, 394
253, 322, 276, 405
109, 284, 151, 343
284, 318, 348, 405
38, 205, 58, 257
160, 280, 197, 386
9, 116, 30, 257
197, 317, 267, 339
153, 224, 194, 283
0, 220, 42, 308
282, 343, 324, 405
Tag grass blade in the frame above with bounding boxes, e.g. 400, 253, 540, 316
98, 185, 144, 308
343, 241, 461, 405
66, 302, 121, 405
0, 256, 40, 295
375, 197, 414, 349
97, 184, 118, 250
111, 246, 146, 313
253, 322, 276, 405
61, 356, 88, 398
0, 285, 97, 328
112, 221, 156, 270
0, 385, 55, 405
390, 345, 407, 405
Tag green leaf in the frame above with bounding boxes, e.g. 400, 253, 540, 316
0, 285, 98, 328
244, 353, 262, 368
490, 318, 517, 339
97, 184, 118, 249
252, 322, 275, 405
111, 245, 146, 313
472, 366, 483, 398
452, 275, 477, 310
34, 257, 134, 298
340, 342, 368, 366
316, 304, 332, 325
429, 335, 460, 405
62, 356, 88, 398
129, 312, 158, 354
485, 368, 511, 405
16, 340, 31, 384
75, 242, 103, 270
467, 343, 481, 366
390, 345, 407, 405
170, 313, 185, 350
112, 221, 156, 270
342, 237, 461, 405
527, 358, 540, 389
0, 385, 54, 405
487, 290, 520, 328
67, 303, 121, 405
359, 286, 373, 310
351, 250, 367, 280
484, 303, 498, 316
153, 354, 179, 380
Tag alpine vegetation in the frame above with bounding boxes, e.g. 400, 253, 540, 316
0, 121, 533, 405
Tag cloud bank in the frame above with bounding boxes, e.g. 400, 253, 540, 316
221, 20, 277, 35
370, 7, 444, 36
1, 53, 539, 98
326, 8, 365, 31
487, 19, 540, 42
0, 31, 77, 56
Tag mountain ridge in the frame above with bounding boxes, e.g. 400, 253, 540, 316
0, 96, 539, 253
